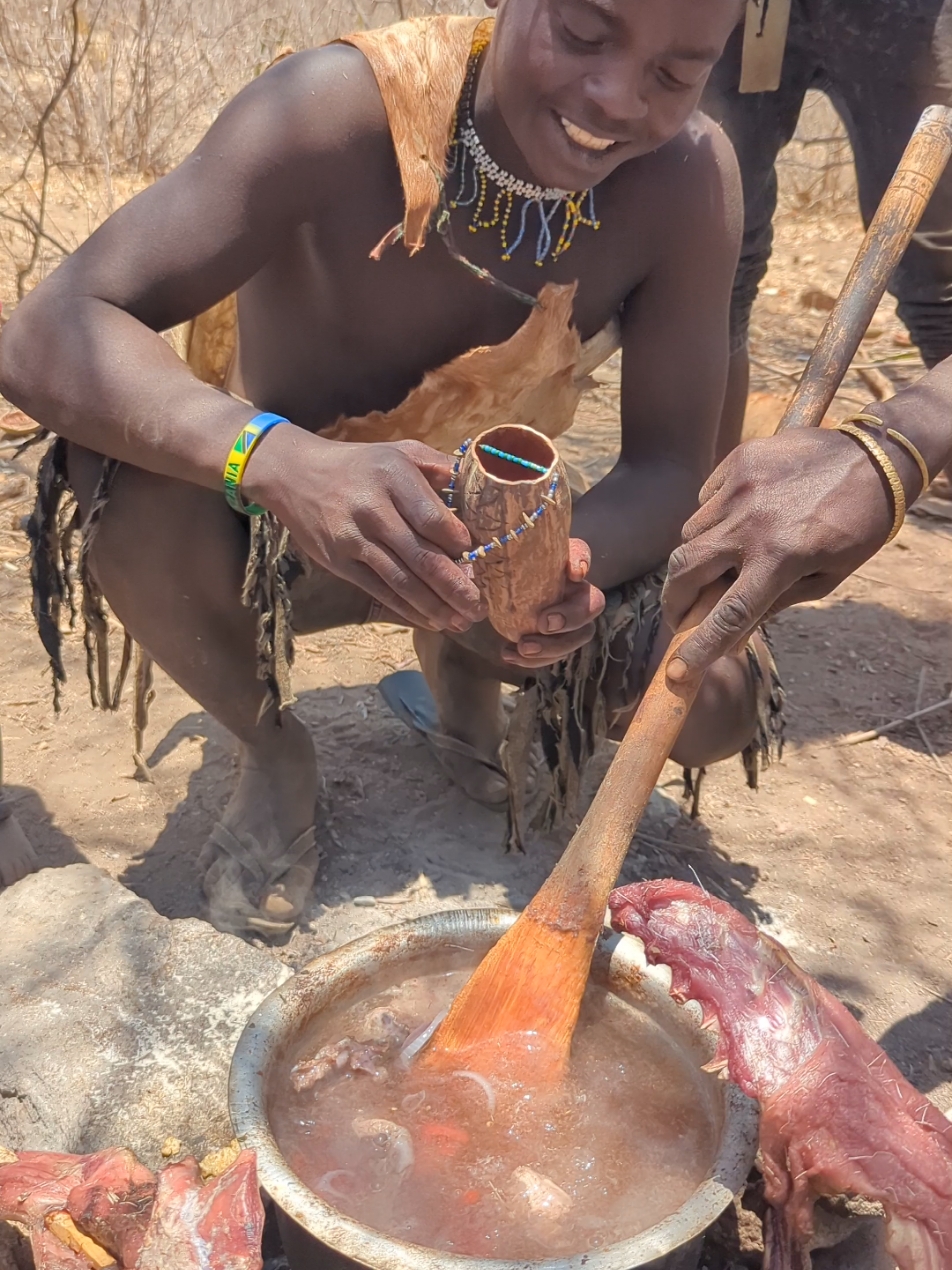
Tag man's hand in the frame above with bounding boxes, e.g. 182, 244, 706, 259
662, 428, 898, 686
246, 430, 485, 632
501, 538, 606, 669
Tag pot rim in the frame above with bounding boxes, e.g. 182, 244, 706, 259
230, 908, 758, 1270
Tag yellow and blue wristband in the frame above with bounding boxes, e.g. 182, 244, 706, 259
223, 413, 289, 515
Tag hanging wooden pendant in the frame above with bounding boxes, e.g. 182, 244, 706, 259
457, 424, 572, 643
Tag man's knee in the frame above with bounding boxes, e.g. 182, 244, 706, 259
670, 652, 759, 769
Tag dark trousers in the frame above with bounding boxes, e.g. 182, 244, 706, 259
703, 0, 952, 368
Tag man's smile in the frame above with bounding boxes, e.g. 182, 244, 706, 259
558, 114, 618, 152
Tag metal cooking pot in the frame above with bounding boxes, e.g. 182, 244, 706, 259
230, 909, 758, 1270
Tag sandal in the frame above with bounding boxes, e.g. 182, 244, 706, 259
378, 670, 509, 808
201, 822, 320, 936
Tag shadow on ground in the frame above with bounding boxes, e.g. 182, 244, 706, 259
4, 783, 87, 874
116, 683, 767, 933
773, 598, 952, 754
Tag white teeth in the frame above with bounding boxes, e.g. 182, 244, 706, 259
560, 117, 615, 151
645, 961, 673, 993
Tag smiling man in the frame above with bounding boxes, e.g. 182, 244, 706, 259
0, 0, 770, 933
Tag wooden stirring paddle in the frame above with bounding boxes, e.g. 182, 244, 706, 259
421, 104, 952, 1083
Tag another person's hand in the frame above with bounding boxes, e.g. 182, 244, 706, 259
246, 431, 485, 632
662, 428, 899, 686
501, 538, 606, 669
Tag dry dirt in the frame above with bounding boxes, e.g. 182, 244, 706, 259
1, 203, 951, 1261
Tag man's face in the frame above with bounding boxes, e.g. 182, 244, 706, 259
487, 0, 742, 190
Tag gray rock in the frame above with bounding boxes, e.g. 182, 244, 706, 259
0, 864, 290, 1169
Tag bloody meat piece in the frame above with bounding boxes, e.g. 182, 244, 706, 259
66, 1152, 157, 1264
0, 1148, 156, 1266
0, 1147, 263, 1269
609, 879, 952, 1270
135, 1150, 263, 1270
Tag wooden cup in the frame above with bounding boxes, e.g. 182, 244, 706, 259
457, 424, 572, 643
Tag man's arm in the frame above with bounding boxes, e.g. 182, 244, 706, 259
0, 49, 481, 632
572, 115, 742, 592
662, 365, 952, 685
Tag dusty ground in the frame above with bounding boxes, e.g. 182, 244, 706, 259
1, 201, 951, 1264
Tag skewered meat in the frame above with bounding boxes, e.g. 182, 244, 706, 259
609, 879, 952, 1270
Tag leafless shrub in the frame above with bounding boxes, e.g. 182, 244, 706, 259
0, 0, 484, 303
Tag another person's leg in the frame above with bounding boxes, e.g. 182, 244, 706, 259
828, 2, 952, 370
0, 723, 39, 888
701, 7, 815, 461
824, 0, 952, 491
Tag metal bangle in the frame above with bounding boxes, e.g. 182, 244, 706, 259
832, 422, 906, 543
842, 411, 931, 497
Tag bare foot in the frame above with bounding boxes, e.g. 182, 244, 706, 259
0, 811, 40, 888
200, 711, 323, 934
414, 630, 509, 806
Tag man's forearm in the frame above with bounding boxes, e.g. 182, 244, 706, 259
874, 358, 952, 481
0, 286, 258, 491
571, 458, 700, 592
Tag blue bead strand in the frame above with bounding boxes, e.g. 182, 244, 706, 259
477, 443, 549, 475
444, 438, 559, 564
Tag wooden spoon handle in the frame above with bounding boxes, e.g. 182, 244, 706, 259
779, 104, 952, 433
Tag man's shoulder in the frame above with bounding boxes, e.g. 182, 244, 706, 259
643, 111, 738, 193
610, 111, 740, 231
242, 42, 389, 146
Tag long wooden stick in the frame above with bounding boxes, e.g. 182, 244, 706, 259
423, 105, 952, 1082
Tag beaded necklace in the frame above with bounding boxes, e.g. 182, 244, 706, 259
445, 440, 560, 564
447, 29, 600, 267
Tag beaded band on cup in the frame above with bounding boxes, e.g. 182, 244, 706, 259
842, 411, 931, 497
832, 422, 906, 543
444, 439, 559, 564
223, 413, 289, 516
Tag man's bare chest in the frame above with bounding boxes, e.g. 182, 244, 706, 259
235, 155, 648, 429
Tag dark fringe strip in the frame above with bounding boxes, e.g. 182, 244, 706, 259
27, 437, 75, 710
28, 443, 132, 717
133, 643, 156, 782
740, 625, 786, 790
77, 457, 121, 709
241, 511, 297, 718
534, 574, 665, 828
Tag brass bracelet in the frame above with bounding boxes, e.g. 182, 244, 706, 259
842, 411, 931, 496
832, 422, 906, 543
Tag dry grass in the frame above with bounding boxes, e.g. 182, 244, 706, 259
0, 0, 484, 304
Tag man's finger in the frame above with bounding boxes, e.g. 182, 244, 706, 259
397, 439, 457, 491
537, 581, 605, 634
661, 535, 740, 632
680, 484, 732, 542
391, 469, 473, 559
697, 462, 729, 506
504, 621, 598, 667
343, 560, 441, 631
667, 563, 785, 686
567, 537, 592, 582
357, 543, 475, 632
381, 522, 485, 622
